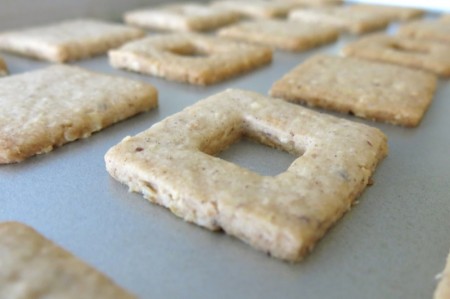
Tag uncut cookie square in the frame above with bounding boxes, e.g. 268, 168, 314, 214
0, 19, 145, 62
218, 19, 339, 51
105, 89, 388, 262
289, 6, 390, 34
124, 3, 240, 32
109, 33, 272, 85
0, 222, 135, 299
270, 55, 437, 127
342, 34, 450, 76
399, 20, 450, 44
0, 65, 157, 164
211, 0, 297, 19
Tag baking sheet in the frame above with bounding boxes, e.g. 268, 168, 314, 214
1, 2, 450, 299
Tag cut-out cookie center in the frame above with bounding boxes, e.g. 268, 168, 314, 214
168, 45, 210, 58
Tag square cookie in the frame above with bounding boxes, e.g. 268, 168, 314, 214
124, 3, 240, 32
105, 89, 388, 262
349, 4, 424, 21
218, 19, 339, 51
342, 34, 450, 76
399, 20, 450, 43
0, 54, 7, 76
212, 0, 297, 19
0, 19, 145, 62
109, 33, 272, 85
269, 55, 437, 127
0, 222, 135, 299
435, 251, 450, 299
289, 6, 390, 34
0, 65, 157, 164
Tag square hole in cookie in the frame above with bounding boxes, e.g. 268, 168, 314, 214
105, 89, 387, 262
166, 44, 210, 58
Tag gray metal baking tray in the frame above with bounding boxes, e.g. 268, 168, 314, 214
1, 2, 450, 299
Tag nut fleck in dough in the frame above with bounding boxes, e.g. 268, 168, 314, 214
435, 251, 450, 299
0, 65, 158, 164
105, 89, 388, 262
0, 19, 145, 62
212, 0, 297, 19
0, 54, 7, 76
109, 33, 272, 85
0, 222, 135, 299
348, 4, 424, 21
289, 6, 390, 34
399, 20, 450, 44
124, 3, 240, 32
218, 19, 339, 51
270, 55, 437, 127
343, 34, 450, 76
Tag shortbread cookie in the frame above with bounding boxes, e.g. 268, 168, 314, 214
342, 34, 450, 76
124, 3, 240, 32
0, 54, 7, 76
435, 251, 450, 299
0, 19, 145, 62
109, 33, 272, 85
270, 55, 437, 127
289, 6, 390, 34
218, 19, 339, 51
0, 222, 135, 299
105, 89, 388, 262
212, 0, 297, 19
399, 20, 450, 43
0, 65, 157, 164
349, 4, 424, 21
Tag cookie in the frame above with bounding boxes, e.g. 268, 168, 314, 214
275, 0, 343, 6
0, 54, 7, 76
342, 34, 450, 76
105, 88, 388, 262
440, 14, 450, 23
0, 65, 157, 164
218, 19, 339, 51
124, 3, 240, 32
399, 20, 450, 43
0, 222, 135, 299
349, 4, 424, 21
289, 6, 390, 34
0, 19, 145, 63
435, 251, 450, 299
211, 0, 297, 19
269, 55, 437, 127
109, 33, 272, 85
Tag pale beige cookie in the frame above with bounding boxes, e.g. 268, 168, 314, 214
269, 55, 437, 127
105, 88, 388, 262
0, 222, 135, 299
109, 33, 272, 85
276, 0, 342, 6
289, 6, 390, 34
0, 54, 7, 76
0, 19, 145, 62
124, 3, 240, 32
211, 0, 297, 19
435, 251, 450, 299
218, 19, 339, 51
342, 34, 450, 76
348, 4, 424, 21
0, 65, 157, 164
399, 20, 450, 43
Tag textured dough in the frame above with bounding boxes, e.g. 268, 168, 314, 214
212, 0, 297, 19
399, 20, 450, 44
349, 4, 424, 21
105, 89, 388, 262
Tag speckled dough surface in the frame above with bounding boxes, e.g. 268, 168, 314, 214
289, 6, 390, 34
0, 19, 145, 62
218, 19, 339, 51
105, 89, 388, 262
124, 3, 240, 32
0, 55, 7, 76
399, 20, 450, 43
348, 4, 424, 21
212, 0, 297, 19
342, 34, 450, 76
269, 55, 437, 127
0, 65, 158, 164
109, 33, 272, 85
435, 251, 450, 299
0, 222, 135, 299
